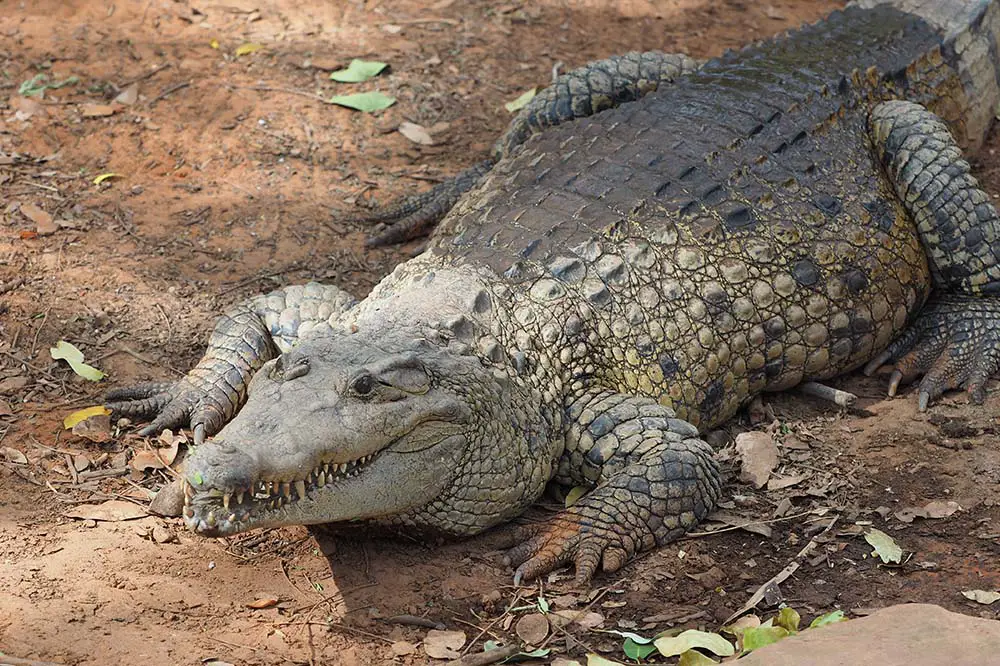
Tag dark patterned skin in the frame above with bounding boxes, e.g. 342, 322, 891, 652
361, 51, 699, 245
108, 0, 1000, 583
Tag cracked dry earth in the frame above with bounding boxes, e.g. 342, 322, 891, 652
1, 1, 1000, 664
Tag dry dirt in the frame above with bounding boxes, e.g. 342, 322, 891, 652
2, 1, 1000, 665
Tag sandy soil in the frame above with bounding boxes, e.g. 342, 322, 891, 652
2, 1, 999, 664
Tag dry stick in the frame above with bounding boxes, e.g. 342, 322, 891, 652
384, 614, 445, 630
685, 508, 818, 538
721, 514, 840, 626
459, 591, 523, 656
226, 84, 326, 103
0, 350, 58, 383
536, 586, 612, 652
798, 381, 857, 408
444, 644, 521, 666
29, 307, 50, 357
119, 62, 170, 88
147, 80, 191, 106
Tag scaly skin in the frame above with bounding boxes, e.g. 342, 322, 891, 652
361, 51, 700, 246
109, 0, 1000, 584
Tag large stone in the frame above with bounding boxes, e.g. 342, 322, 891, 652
738, 604, 1000, 666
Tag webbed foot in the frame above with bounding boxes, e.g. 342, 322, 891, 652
864, 295, 1000, 410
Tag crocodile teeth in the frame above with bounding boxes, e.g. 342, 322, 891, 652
338, 463, 348, 474
206, 511, 216, 527
323, 463, 330, 475
295, 480, 306, 500
228, 513, 237, 523
318, 471, 326, 486
281, 482, 291, 498
223, 493, 231, 510
184, 481, 193, 500
236, 491, 245, 505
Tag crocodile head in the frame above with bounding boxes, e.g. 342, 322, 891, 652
180, 330, 552, 537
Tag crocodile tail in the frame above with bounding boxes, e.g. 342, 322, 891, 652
852, 0, 1000, 151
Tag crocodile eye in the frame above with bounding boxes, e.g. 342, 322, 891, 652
350, 374, 376, 397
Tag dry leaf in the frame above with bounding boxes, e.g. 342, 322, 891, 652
550, 610, 605, 629
423, 629, 466, 659
72, 414, 112, 443
896, 500, 962, 523
391, 641, 417, 657
962, 589, 1000, 605
115, 83, 139, 105
63, 500, 147, 522
1, 447, 28, 464
398, 121, 434, 145
766, 472, 810, 491
20, 203, 58, 235
72, 454, 91, 472
0, 376, 29, 393
735, 431, 778, 488
81, 103, 116, 117
515, 613, 549, 645
11, 96, 46, 120
152, 525, 174, 543
246, 595, 280, 609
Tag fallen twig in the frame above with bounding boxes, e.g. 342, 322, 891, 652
445, 644, 521, 666
798, 381, 857, 408
384, 614, 445, 630
147, 81, 191, 106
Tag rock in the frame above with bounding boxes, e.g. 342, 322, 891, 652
738, 604, 1000, 666
735, 431, 779, 488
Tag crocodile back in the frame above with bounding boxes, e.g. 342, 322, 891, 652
424, 4, 996, 428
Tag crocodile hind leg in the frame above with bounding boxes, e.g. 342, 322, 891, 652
363, 51, 699, 246
107, 283, 356, 445
498, 390, 721, 584
865, 100, 1000, 408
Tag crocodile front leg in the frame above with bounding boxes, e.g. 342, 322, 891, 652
363, 51, 700, 246
107, 282, 356, 444
501, 390, 721, 584
866, 101, 1000, 408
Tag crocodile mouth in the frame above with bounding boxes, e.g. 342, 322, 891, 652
182, 451, 380, 535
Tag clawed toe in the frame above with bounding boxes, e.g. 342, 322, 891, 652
865, 295, 1000, 410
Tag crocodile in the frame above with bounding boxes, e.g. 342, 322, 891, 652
108, 0, 1000, 584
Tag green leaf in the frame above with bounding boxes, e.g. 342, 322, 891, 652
678, 650, 719, 666
774, 606, 800, 633
330, 59, 388, 83
50, 341, 105, 381
537, 595, 550, 613
865, 528, 903, 564
565, 485, 588, 507
809, 610, 848, 628
19, 73, 79, 97
587, 655, 625, 666
623, 637, 657, 660
504, 87, 537, 113
191, 471, 204, 486
741, 626, 789, 653
328, 91, 396, 112
655, 630, 735, 658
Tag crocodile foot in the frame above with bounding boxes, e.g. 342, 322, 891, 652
359, 160, 493, 246
106, 377, 230, 445
498, 512, 638, 586
864, 295, 1000, 410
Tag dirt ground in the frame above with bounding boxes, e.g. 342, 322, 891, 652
2, 1, 1000, 664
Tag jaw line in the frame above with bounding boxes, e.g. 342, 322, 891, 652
183, 428, 466, 536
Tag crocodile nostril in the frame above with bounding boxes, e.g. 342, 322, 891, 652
283, 357, 310, 381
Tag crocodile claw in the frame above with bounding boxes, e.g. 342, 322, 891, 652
864, 295, 1000, 410
106, 378, 227, 444
497, 515, 634, 586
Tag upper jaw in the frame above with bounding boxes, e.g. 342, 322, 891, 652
182, 448, 381, 536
